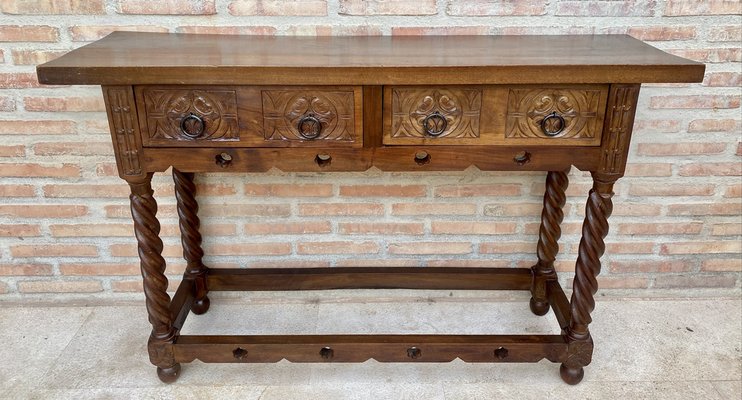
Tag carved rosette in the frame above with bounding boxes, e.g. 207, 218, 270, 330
106, 87, 142, 176
392, 88, 482, 139
143, 89, 239, 141
599, 85, 640, 176
262, 90, 355, 141
506, 89, 601, 139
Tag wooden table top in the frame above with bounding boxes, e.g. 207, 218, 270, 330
37, 31, 704, 85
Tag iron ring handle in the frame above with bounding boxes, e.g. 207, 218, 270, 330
540, 112, 566, 137
180, 113, 205, 139
422, 112, 448, 137
298, 115, 322, 140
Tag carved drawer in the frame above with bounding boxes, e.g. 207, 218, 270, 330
135, 86, 363, 147
383, 85, 608, 146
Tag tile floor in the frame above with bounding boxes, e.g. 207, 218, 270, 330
1, 290, 740, 399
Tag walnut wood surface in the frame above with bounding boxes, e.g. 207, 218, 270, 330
37, 32, 704, 85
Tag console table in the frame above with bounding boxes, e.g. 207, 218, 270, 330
36, 32, 703, 384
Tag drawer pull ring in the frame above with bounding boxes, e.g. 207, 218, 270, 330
513, 151, 531, 165
422, 112, 447, 137
540, 112, 565, 137
298, 115, 322, 140
180, 113, 205, 138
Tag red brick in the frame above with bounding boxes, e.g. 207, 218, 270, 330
0, 163, 80, 178
557, 0, 656, 16
244, 222, 332, 235
703, 72, 742, 87
637, 143, 726, 156
0, 26, 59, 42
95, 163, 118, 176
654, 274, 737, 289
338, 222, 424, 235
661, 241, 741, 255
12, 50, 67, 65
485, 203, 568, 216
336, 259, 420, 267
299, 203, 383, 216
176, 26, 277, 35
341, 185, 425, 197
595, 276, 649, 289
18, 280, 103, 293
200, 204, 290, 217
0, 145, 24, 157
668, 48, 742, 63
431, 221, 517, 235
389, 242, 471, 255
688, 119, 740, 133
112, 280, 144, 292
617, 222, 703, 235
0, 185, 35, 197
297, 241, 379, 255
110, 243, 182, 258
711, 223, 742, 236
634, 119, 681, 133
610, 203, 662, 217
702, 259, 742, 272
426, 259, 511, 268
33, 142, 113, 156
117, 0, 216, 15
524, 221, 582, 235
0, 120, 76, 135
159, 223, 236, 237
724, 184, 741, 198
502, 26, 596, 35
0, 264, 53, 276
205, 243, 291, 256
59, 263, 139, 276
24, 96, 105, 112
1, 0, 105, 14
628, 26, 696, 41
0, 205, 87, 218
649, 95, 740, 109
624, 163, 673, 177
228, 0, 327, 16
286, 26, 383, 36
665, 0, 741, 15
247, 260, 331, 268
339, 0, 436, 15
434, 184, 520, 197
708, 26, 742, 42
447, 0, 546, 15
679, 163, 741, 177
604, 242, 654, 254
668, 203, 742, 216
69, 25, 170, 41
480, 242, 535, 254
50, 224, 133, 237
629, 183, 714, 196
392, 27, 490, 36
246, 183, 333, 197
0, 224, 41, 237
0, 282, 8, 294
43, 184, 128, 198
11, 244, 98, 258
0, 73, 40, 89
610, 260, 692, 273
0, 96, 14, 112
392, 203, 477, 216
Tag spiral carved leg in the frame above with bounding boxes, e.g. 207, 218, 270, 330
561, 172, 616, 384
173, 168, 210, 315
128, 174, 179, 382
530, 170, 569, 316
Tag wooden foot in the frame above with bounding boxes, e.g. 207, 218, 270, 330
156, 363, 181, 383
529, 297, 550, 316
559, 364, 584, 385
191, 295, 210, 315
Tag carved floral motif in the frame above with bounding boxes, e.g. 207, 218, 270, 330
262, 90, 355, 141
506, 89, 602, 139
391, 88, 482, 139
143, 89, 239, 141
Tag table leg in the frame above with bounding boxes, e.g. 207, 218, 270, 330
560, 171, 616, 385
530, 170, 569, 316
127, 173, 180, 383
173, 168, 210, 315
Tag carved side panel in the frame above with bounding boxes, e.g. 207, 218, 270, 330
391, 87, 482, 139
599, 84, 640, 177
262, 90, 356, 142
104, 86, 143, 177
506, 88, 603, 141
142, 88, 239, 141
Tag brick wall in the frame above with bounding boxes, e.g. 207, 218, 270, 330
0, 0, 740, 299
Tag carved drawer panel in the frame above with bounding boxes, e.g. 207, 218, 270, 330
504, 86, 608, 146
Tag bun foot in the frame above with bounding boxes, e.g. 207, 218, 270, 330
529, 297, 550, 316
191, 296, 210, 315
560, 364, 584, 385
157, 363, 181, 383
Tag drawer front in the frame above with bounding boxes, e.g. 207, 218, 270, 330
383, 85, 608, 146
135, 86, 362, 147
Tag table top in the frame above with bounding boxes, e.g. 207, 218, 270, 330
37, 32, 704, 85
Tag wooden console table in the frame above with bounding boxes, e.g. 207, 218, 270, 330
37, 33, 703, 384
